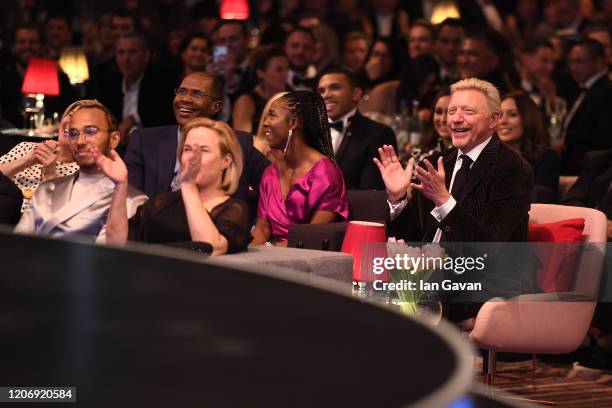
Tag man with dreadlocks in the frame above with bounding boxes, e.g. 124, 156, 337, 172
251, 91, 349, 246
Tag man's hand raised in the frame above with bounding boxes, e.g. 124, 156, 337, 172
373, 144, 413, 202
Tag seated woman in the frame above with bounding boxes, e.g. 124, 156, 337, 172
499, 91, 560, 193
252, 91, 349, 246
0, 100, 93, 211
232, 45, 289, 134
179, 33, 210, 78
412, 87, 452, 162
96, 118, 251, 255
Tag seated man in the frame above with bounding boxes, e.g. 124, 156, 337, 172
125, 72, 269, 200
375, 78, 534, 321
317, 67, 397, 190
14, 102, 147, 241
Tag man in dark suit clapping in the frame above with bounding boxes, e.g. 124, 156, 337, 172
317, 67, 397, 190
375, 78, 534, 321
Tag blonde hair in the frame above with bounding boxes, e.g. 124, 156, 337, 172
254, 92, 288, 158
450, 78, 501, 116
179, 118, 243, 194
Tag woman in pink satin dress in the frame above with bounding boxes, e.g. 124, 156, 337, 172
251, 91, 349, 246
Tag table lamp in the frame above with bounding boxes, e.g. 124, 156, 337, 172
220, 0, 249, 20
59, 47, 89, 85
21, 58, 60, 130
341, 221, 388, 284
430, 0, 460, 24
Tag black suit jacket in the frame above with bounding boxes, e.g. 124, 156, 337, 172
563, 75, 612, 175
0, 171, 22, 226
389, 135, 534, 243
125, 125, 270, 200
97, 63, 178, 128
564, 148, 612, 218
336, 111, 397, 190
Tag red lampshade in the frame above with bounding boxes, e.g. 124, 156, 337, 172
21, 58, 60, 96
341, 221, 388, 283
220, 0, 250, 20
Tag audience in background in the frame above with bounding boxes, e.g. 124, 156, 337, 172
342, 31, 369, 73
232, 45, 289, 134
499, 92, 560, 194
284, 27, 318, 91
408, 19, 436, 60
435, 18, 464, 86
178, 33, 210, 78
419, 87, 452, 155
562, 38, 612, 175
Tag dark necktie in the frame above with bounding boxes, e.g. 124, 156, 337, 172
330, 120, 344, 132
451, 155, 473, 196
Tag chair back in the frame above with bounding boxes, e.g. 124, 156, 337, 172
529, 204, 607, 298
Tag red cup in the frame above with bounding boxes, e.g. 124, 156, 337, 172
341, 221, 388, 283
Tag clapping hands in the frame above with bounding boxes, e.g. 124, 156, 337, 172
92, 146, 128, 185
373, 144, 414, 202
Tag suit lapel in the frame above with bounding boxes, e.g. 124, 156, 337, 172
335, 114, 360, 163
51, 175, 75, 213
38, 174, 114, 234
158, 126, 179, 193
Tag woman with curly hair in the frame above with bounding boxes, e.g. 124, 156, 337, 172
499, 91, 560, 192
252, 90, 349, 246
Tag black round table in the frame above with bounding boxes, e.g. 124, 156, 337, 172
0, 230, 474, 407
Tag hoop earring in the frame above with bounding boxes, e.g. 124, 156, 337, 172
283, 129, 293, 155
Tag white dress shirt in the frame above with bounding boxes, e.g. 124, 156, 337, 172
329, 107, 357, 154
388, 136, 493, 242
122, 74, 143, 126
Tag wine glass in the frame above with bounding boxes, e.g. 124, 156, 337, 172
416, 290, 443, 325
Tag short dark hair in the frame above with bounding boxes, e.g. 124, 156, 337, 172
571, 38, 606, 60
179, 72, 224, 100
215, 20, 248, 37
178, 33, 209, 55
522, 38, 554, 55
285, 26, 317, 45
12, 23, 42, 45
318, 66, 360, 89
411, 19, 437, 40
252, 44, 286, 73
438, 18, 463, 30
116, 31, 149, 51
46, 13, 72, 29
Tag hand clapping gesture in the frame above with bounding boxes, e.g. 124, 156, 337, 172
412, 157, 450, 207
92, 146, 128, 185
373, 144, 414, 202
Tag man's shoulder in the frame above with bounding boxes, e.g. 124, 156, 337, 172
351, 112, 393, 132
133, 125, 178, 139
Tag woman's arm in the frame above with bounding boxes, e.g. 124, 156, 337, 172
232, 94, 255, 133
310, 210, 338, 224
181, 183, 229, 255
93, 148, 130, 245
251, 217, 271, 244
0, 146, 38, 178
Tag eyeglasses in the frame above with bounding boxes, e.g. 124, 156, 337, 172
174, 87, 220, 101
67, 126, 113, 140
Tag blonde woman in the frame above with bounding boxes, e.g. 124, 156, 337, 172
95, 118, 251, 255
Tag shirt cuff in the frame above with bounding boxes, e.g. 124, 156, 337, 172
388, 197, 408, 220
430, 196, 456, 222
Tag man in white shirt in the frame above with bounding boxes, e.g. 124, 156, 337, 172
15, 102, 147, 242
317, 68, 396, 190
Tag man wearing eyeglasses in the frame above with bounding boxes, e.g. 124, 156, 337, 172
124, 71, 270, 201
14, 102, 147, 241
